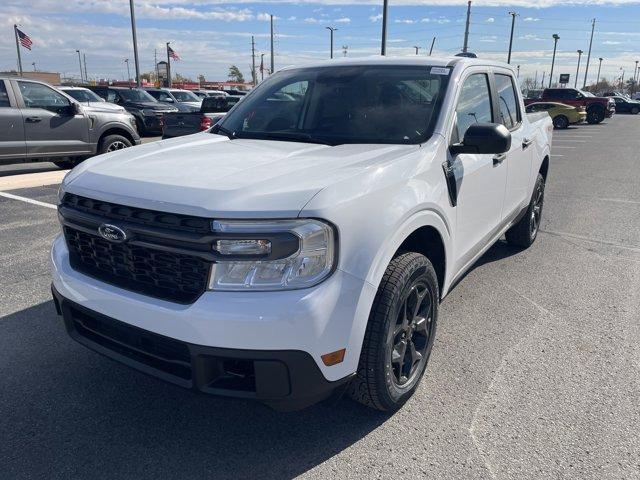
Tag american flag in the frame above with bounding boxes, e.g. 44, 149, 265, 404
168, 46, 180, 61
17, 28, 33, 50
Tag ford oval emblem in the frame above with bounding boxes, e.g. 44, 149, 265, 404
98, 224, 127, 243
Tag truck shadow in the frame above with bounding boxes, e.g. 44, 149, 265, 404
0, 301, 388, 480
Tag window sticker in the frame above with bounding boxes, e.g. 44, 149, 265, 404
430, 67, 450, 76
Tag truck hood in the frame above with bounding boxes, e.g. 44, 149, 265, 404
63, 132, 418, 218
80, 102, 127, 113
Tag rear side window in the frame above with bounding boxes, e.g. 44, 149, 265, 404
454, 73, 493, 141
495, 74, 521, 129
0, 81, 10, 107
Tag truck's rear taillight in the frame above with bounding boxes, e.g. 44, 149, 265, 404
200, 116, 212, 131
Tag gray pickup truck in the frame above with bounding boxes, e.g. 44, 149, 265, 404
0, 77, 140, 168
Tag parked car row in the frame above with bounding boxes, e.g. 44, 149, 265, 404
523, 86, 640, 130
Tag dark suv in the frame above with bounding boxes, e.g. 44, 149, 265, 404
87, 86, 178, 136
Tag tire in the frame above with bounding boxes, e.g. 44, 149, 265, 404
631, 107, 639, 115
553, 115, 569, 129
98, 134, 132, 154
349, 252, 439, 412
586, 106, 605, 124
505, 173, 545, 248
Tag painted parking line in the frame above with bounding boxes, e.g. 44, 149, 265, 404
0, 191, 57, 210
553, 140, 587, 142
550, 154, 564, 157
0, 170, 67, 192
552, 146, 577, 149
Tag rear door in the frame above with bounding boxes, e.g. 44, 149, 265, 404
15, 80, 92, 158
0, 80, 26, 162
493, 71, 532, 219
450, 70, 508, 273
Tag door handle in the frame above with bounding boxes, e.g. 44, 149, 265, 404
25, 116, 42, 123
493, 153, 506, 166
522, 138, 533, 149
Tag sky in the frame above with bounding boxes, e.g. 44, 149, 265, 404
2, 0, 640, 86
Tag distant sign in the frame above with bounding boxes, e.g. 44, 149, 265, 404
559, 73, 570, 84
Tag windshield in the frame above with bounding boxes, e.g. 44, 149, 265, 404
171, 90, 200, 102
65, 89, 103, 102
217, 65, 450, 145
118, 89, 156, 102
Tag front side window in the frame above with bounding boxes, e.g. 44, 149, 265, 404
18, 81, 70, 111
117, 89, 156, 102
218, 65, 450, 145
454, 73, 493, 141
148, 90, 172, 102
171, 90, 199, 102
495, 73, 521, 129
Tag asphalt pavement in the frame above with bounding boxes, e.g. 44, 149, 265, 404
0, 118, 639, 479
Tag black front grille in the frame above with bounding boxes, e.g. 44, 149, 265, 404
62, 193, 210, 233
64, 227, 210, 304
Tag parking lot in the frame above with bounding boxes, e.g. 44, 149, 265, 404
1, 116, 639, 479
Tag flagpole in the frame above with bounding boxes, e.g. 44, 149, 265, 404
166, 42, 171, 88
14, 25, 23, 76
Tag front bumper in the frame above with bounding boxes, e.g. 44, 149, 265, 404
52, 285, 353, 410
51, 234, 376, 403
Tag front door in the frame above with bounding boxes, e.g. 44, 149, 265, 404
450, 71, 508, 273
15, 80, 91, 158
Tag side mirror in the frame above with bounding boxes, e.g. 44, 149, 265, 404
449, 123, 511, 156
164, 97, 174, 103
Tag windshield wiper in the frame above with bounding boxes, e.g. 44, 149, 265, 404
214, 125, 237, 140
261, 132, 335, 146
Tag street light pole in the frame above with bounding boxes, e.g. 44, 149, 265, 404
270, 15, 275, 74
129, 0, 141, 87
507, 11, 517, 64
32, 62, 36, 72
413, 46, 420, 55
76, 50, 84, 83
575, 50, 583, 88
381, 0, 389, 55
582, 18, 596, 88
83, 53, 88, 84
125, 59, 131, 87
260, 53, 265, 81
596, 58, 603, 86
326, 27, 337, 59
549, 34, 560, 88
166, 42, 172, 88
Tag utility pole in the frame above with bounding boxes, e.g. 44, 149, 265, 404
429, 37, 436, 55
326, 27, 338, 59
154, 49, 158, 86
125, 59, 131, 87
596, 58, 603, 86
270, 15, 275, 75
381, 0, 389, 55
129, 0, 141, 87
620, 68, 625, 90
541, 71, 546, 88
83, 53, 88, 84
507, 11, 517, 64
517, 65, 521, 78
342, 45, 348, 57
462, 1, 472, 53
575, 50, 583, 88
260, 53, 265, 81
251, 35, 256, 86
413, 46, 420, 55
76, 50, 84, 83
32, 62, 36, 72
534, 70, 538, 88
634, 60, 639, 94
582, 18, 595, 88
166, 42, 172, 88
549, 34, 559, 88
13, 25, 23, 76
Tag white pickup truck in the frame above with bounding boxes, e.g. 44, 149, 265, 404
51, 57, 552, 411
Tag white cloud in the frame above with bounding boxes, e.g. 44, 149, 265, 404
421, 17, 450, 24
287, 16, 296, 21
523, 17, 540, 21
486, 17, 495, 22
395, 19, 416, 24
480, 35, 498, 42
603, 40, 623, 45
519, 34, 544, 41
369, 14, 383, 22
335, 17, 351, 23
303, 17, 319, 23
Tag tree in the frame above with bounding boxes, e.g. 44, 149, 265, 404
228, 65, 244, 83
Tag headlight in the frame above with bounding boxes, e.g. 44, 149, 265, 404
141, 109, 156, 116
208, 219, 336, 291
